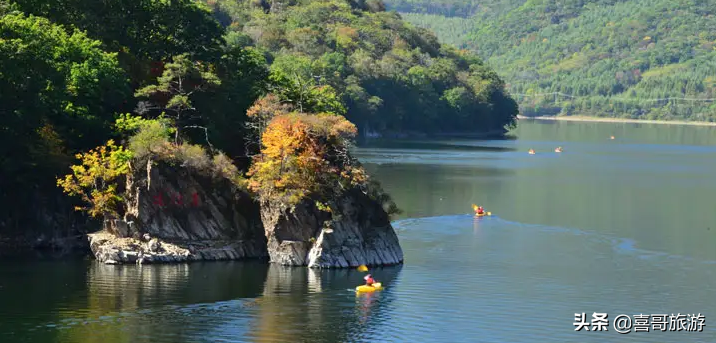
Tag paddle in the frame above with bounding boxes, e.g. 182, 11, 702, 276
357, 264, 368, 272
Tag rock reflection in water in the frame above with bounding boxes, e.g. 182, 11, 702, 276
250, 264, 403, 343
52, 261, 269, 343
4, 259, 402, 343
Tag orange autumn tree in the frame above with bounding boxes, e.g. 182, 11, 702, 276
246, 93, 400, 216
247, 110, 367, 206
244, 93, 292, 154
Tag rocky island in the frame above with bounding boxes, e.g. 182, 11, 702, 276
85, 145, 404, 267
70, 92, 403, 267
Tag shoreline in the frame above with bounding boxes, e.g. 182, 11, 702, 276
517, 115, 716, 127
359, 128, 508, 141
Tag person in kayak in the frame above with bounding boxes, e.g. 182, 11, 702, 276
476, 206, 485, 215
364, 274, 376, 286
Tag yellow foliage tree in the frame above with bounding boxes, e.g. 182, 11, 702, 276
245, 93, 399, 216
56, 140, 133, 218
247, 110, 365, 206
245, 93, 293, 152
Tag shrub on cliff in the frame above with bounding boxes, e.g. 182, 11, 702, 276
56, 140, 133, 218
245, 95, 400, 216
117, 114, 248, 187
57, 115, 247, 219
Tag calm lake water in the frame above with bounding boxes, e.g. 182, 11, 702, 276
2, 119, 716, 342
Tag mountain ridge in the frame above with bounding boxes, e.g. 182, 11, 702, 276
386, 0, 716, 121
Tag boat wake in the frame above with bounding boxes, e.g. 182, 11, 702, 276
393, 214, 716, 266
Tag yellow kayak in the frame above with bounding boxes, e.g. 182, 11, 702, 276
356, 282, 383, 293
472, 205, 491, 217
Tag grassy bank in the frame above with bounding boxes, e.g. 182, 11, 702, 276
517, 115, 716, 127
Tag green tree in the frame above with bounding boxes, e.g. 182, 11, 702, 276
192, 46, 270, 161
134, 54, 221, 146
0, 11, 128, 191
11, 0, 225, 83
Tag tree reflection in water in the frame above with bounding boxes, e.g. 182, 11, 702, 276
251, 264, 403, 342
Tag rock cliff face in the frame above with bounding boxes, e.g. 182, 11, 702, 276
260, 188, 404, 268
86, 158, 403, 268
88, 159, 268, 264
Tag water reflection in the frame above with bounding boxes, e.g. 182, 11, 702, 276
356, 137, 518, 152
249, 264, 403, 343
472, 215, 484, 236
361, 162, 512, 220
355, 291, 379, 326
82, 261, 268, 309
2, 255, 403, 343
0, 259, 88, 343
27, 261, 268, 343
513, 118, 716, 146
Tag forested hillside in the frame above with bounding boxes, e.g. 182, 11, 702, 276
0, 0, 516, 239
203, 0, 517, 134
387, 0, 716, 121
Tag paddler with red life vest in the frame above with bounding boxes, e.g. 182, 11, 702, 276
364, 274, 376, 286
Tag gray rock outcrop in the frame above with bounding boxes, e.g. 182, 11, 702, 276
88, 159, 268, 264
87, 157, 404, 268
260, 188, 403, 268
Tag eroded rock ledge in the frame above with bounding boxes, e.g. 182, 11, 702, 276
261, 188, 404, 268
88, 159, 268, 264
88, 231, 265, 264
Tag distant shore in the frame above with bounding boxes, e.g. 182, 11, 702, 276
517, 115, 716, 127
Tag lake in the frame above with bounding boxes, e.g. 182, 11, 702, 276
2, 119, 716, 342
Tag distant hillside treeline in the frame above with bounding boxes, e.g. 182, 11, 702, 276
385, 0, 716, 121
381, 0, 480, 17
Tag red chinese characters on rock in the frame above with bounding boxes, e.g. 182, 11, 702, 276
152, 190, 201, 208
